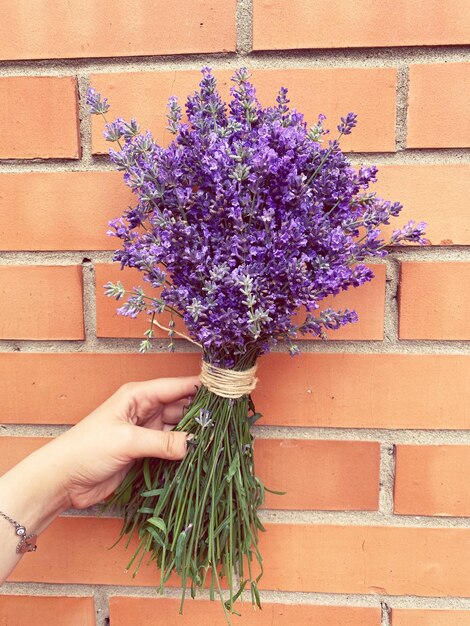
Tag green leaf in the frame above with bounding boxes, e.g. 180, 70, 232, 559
226, 451, 240, 482
225, 580, 247, 608
214, 518, 230, 538
175, 530, 188, 575
141, 488, 163, 497
120, 482, 133, 504
248, 412, 263, 426
137, 506, 156, 515
251, 581, 262, 609
145, 525, 165, 548
255, 477, 265, 505
143, 458, 152, 490
264, 486, 287, 496
146, 517, 167, 535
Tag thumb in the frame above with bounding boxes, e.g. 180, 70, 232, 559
129, 426, 187, 461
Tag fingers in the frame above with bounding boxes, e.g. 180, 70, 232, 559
129, 426, 187, 460
161, 398, 192, 425
126, 376, 200, 423
137, 376, 200, 405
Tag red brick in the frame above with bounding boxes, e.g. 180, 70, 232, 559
307, 264, 385, 340
109, 597, 380, 626
1, 353, 469, 429
395, 445, 470, 517
0, 353, 201, 425
0, 595, 95, 626
255, 524, 470, 596
0, 0, 236, 60
256, 353, 470, 429
10, 518, 470, 597
399, 262, 470, 340
0, 172, 130, 251
0, 76, 79, 159
96, 263, 385, 341
91, 68, 397, 154
256, 439, 380, 511
391, 609, 470, 626
408, 64, 470, 148
375, 164, 470, 246
253, 0, 470, 49
9, 517, 180, 587
95, 264, 186, 340
0, 266, 84, 340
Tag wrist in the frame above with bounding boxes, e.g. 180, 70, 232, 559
0, 441, 71, 538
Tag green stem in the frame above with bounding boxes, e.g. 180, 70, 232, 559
106, 354, 272, 623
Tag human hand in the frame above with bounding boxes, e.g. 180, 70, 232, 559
0, 376, 199, 583
53, 376, 200, 510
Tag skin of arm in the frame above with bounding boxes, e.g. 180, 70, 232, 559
0, 375, 199, 584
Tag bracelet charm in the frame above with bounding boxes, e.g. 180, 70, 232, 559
0, 509, 38, 553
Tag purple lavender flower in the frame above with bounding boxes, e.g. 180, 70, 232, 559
86, 87, 110, 115
195, 408, 213, 428
337, 112, 357, 135
390, 220, 428, 245
87, 70, 427, 367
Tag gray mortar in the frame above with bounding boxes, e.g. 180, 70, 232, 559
0, 46, 469, 76
0, 3, 469, 617
82, 260, 98, 347
237, 0, 253, 55
384, 257, 400, 343
2, 581, 470, 612
3, 424, 470, 445
381, 601, 392, 626
77, 73, 95, 167
93, 586, 110, 626
395, 65, 409, 152
379, 443, 396, 515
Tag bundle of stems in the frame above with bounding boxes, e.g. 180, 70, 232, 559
107, 351, 274, 621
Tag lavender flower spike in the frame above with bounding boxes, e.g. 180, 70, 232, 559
337, 112, 358, 135
86, 87, 110, 115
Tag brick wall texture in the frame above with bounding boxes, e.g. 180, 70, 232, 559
0, 1, 469, 624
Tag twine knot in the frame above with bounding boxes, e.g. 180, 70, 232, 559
200, 361, 258, 399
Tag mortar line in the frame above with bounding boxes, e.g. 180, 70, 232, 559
76, 72, 94, 166
236, 0, 253, 55
3, 424, 470, 446
1, 246, 469, 265
395, 65, 409, 152
255, 510, 470, 528
381, 600, 392, 626
0, 338, 469, 355
81, 259, 99, 350
0, 150, 469, 173
93, 586, 110, 626
47, 507, 470, 528
383, 257, 400, 344
0, 46, 469, 75
2, 582, 470, 610
252, 427, 470, 445
379, 443, 396, 515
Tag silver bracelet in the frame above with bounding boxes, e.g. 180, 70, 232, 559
0, 509, 38, 553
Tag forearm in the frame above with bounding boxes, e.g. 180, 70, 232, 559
0, 441, 71, 584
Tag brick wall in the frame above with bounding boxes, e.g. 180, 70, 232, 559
0, 1, 469, 624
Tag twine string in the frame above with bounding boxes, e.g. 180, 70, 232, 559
200, 361, 258, 399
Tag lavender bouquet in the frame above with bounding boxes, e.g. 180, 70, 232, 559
88, 68, 426, 619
